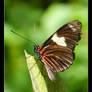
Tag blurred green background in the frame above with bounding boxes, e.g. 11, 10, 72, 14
4, 0, 88, 92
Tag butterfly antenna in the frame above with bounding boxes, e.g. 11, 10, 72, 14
34, 23, 44, 44
33, 23, 40, 44
10, 30, 36, 45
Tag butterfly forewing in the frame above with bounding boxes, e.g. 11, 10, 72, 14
38, 20, 82, 72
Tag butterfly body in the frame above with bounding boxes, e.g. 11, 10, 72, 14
34, 20, 82, 80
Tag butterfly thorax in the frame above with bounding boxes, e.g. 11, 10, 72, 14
34, 45, 42, 60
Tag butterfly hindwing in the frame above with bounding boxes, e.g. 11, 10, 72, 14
42, 45, 73, 72
38, 20, 82, 72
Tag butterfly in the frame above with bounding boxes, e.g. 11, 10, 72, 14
34, 20, 82, 81
11, 20, 82, 81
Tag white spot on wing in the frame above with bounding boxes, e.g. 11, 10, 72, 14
68, 24, 73, 28
72, 28, 77, 32
68, 24, 77, 32
51, 33, 67, 46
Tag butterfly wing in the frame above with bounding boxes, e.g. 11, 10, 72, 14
39, 20, 82, 72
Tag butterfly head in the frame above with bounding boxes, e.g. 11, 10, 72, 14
34, 45, 40, 53
34, 45, 42, 60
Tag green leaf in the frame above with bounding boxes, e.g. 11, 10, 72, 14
24, 50, 66, 92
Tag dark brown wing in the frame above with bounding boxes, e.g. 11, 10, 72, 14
42, 45, 74, 72
39, 20, 82, 51
40, 20, 82, 72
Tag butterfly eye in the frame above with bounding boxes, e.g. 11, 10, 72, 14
34, 45, 39, 53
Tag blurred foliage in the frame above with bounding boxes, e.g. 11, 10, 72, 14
5, 0, 88, 92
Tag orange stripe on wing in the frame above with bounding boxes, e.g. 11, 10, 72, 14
46, 54, 69, 70
42, 57, 54, 70
45, 57, 57, 72
50, 57, 63, 72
